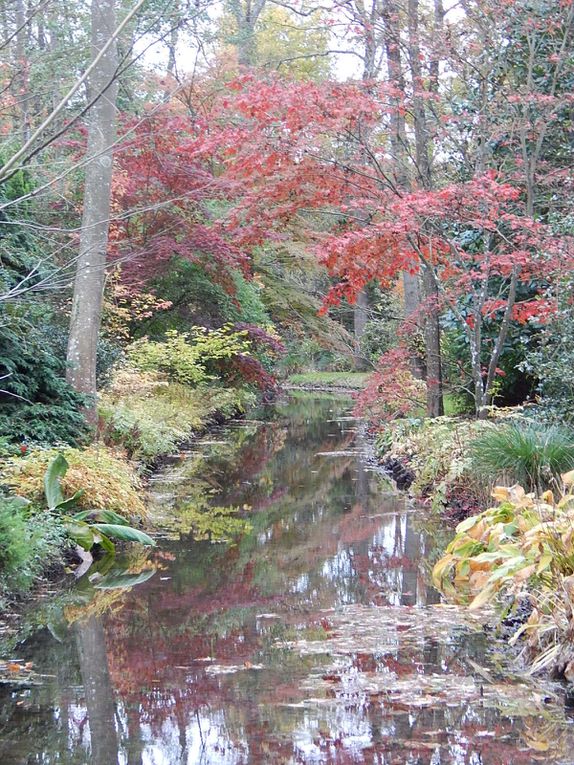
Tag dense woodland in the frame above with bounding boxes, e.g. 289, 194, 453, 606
2, 0, 574, 714
1, 0, 573, 435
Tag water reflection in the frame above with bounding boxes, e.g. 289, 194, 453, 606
1, 393, 573, 764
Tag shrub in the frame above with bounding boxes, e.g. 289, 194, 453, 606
0, 495, 65, 597
375, 417, 492, 513
99, 374, 255, 460
1, 446, 147, 520
432, 476, 574, 677
0, 307, 89, 445
354, 347, 426, 424
126, 327, 251, 386
43, 454, 154, 553
470, 421, 574, 493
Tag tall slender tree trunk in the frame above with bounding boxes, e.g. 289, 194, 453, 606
353, 287, 369, 370
15, 0, 30, 143
230, 0, 267, 66
383, 1, 423, 376
66, 0, 118, 420
407, 0, 443, 416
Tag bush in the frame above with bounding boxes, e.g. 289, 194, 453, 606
354, 347, 426, 423
132, 260, 271, 338
470, 421, 574, 493
0, 495, 65, 598
99, 372, 255, 460
0, 306, 89, 445
522, 276, 574, 420
1, 446, 147, 520
375, 416, 492, 513
126, 327, 251, 386
432, 477, 574, 677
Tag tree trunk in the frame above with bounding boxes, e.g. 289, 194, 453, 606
407, 0, 443, 416
66, 0, 118, 420
422, 266, 443, 416
230, 0, 267, 66
383, 1, 423, 377
15, 0, 30, 143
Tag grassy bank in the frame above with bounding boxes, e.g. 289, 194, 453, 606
0, 371, 257, 606
375, 413, 574, 518
286, 371, 371, 390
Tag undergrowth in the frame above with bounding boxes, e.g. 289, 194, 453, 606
0, 495, 66, 602
0, 445, 147, 520
433, 476, 574, 680
99, 369, 255, 460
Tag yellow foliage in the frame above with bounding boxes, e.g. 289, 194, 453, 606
1, 445, 147, 520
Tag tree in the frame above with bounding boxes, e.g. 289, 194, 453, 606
193, 61, 570, 416
66, 0, 120, 416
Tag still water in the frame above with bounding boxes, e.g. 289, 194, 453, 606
1, 393, 574, 764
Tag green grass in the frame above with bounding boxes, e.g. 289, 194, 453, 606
471, 421, 574, 492
286, 372, 371, 390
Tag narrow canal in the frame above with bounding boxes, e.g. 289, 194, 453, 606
1, 393, 574, 764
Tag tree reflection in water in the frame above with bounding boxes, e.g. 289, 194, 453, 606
0, 394, 572, 764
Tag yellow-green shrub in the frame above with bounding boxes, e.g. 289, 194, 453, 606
433, 475, 574, 675
0, 446, 147, 520
126, 327, 251, 386
99, 373, 255, 460
433, 476, 574, 610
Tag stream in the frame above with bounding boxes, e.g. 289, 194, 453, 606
1, 393, 574, 764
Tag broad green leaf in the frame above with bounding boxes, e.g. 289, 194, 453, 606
92, 524, 156, 546
55, 490, 85, 512
92, 509, 130, 525
93, 531, 116, 556
64, 520, 94, 551
536, 552, 553, 575
72, 509, 129, 525
44, 454, 68, 510
456, 516, 480, 534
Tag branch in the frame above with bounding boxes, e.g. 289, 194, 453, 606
0, 0, 148, 182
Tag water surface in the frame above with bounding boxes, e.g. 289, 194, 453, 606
1, 394, 573, 764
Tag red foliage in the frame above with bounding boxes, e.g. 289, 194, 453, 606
354, 347, 426, 423
109, 108, 249, 289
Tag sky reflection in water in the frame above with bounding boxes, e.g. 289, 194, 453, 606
1, 393, 574, 764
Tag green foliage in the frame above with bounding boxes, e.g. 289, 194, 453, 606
135, 260, 271, 337
376, 417, 490, 509
359, 288, 403, 366
522, 268, 574, 420
126, 327, 251, 386
431, 484, 571, 607
432, 476, 574, 677
41, 454, 155, 553
441, 300, 537, 408
100, 370, 255, 460
0, 305, 89, 445
0, 495, 65, 598
470, 422, 574, 493
287, 371, 371, 389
